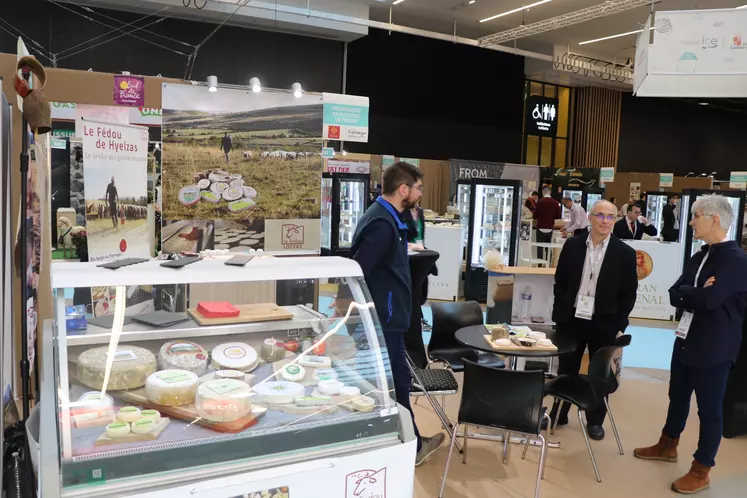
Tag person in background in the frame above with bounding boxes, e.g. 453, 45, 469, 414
404, 202, 425, 249
620, 197, 635, 218
533, 186, 562, 259
220, 132, 233, 164
561, 196, 590, 237
549, 200, 638, 440
662, 194, 681, 242
634, 195, 747, 495
525, 191, 540, 213
609, 197, 617, 207
351, 162, 445, 466
105, 177, 119, 228
613, 202, 658, 240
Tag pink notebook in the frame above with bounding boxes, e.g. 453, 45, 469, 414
196, 301, 240, 318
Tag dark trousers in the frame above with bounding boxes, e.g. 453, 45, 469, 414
663, 355, 732, 467
536, 229, 553, 259
384, 332, 423, 451
553, 317, 617, 426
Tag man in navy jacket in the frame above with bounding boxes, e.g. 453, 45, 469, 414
634, 194, 747, 495
351, 162, 445, 466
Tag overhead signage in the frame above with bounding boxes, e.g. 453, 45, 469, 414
730, 171, 747, 189
321, 147, 335, 159
51, 102, 162, 127
399, 158, 420, 167
50, 138, 66, 150
326, 160, 370, 175
599, 167, 615, 184
382, 155, 395, 168
659, 173, 674, 188
113, 75, 145, 107
52, 129, 75, 138
322, 93, 369, 143
525, 95, 559, 137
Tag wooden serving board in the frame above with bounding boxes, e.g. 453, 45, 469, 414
113, 388, 267, 434
187, 303, 294, 326
483, 335, 558, 352
95, 418, 171, 446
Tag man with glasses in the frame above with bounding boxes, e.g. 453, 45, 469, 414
634, 195, 747, 494
613, 202, 658, 240
548, 200, 638, 440
351, 162, 445, 466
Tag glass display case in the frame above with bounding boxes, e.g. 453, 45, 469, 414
463, 179, 522, 301
583, 187, 605, 211
39, 257, 416, 498
643, 191, 678, 236
321, 173, 369, 257
456, 180, 472, 251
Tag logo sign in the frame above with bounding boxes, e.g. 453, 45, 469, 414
599, 167, 615, 184
730, 171, 747, 189
321, 147, 335, 159
382, 155, 395, 168
701, 35, 720, 50
327, 160, 370, 174
50, 138, 67, 150
399, 158, 420, 168
113, 75, 145, 107
281, 223, 305, 249
659, 173, 674, 188
323, 93, 369, 143
525, 96, 559, 137
345, 468, 386, 498
636, 250, 654, 280
52, 129, 75, 138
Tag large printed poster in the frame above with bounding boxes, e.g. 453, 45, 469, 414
161, 84, 323, 253
82, 119, 149, 262
625, 240, 681, 321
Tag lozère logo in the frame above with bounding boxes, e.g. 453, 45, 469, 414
328, 125, 341, 139
281, 223, 305, 248
345, 468, 386, 498
732, 35, 746, 49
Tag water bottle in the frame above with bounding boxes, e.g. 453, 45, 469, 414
520, 286, 532, 321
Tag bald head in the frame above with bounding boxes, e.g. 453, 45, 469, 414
591, 200, 616, 215
589, 200, 616, 241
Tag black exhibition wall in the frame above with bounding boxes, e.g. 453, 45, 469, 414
345, 29, 526, 164
618, 93, 747, 179
0, 0, 344, 93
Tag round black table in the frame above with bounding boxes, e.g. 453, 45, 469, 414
455, 324, 578, 370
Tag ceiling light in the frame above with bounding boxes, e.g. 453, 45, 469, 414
469, 1, 476, 4
292, 82, 303, 98
249, 77, 261, 93
579, 26, 654, 45
393, 0, 405, 5
480, 0, 552, 23
207, 75, 218, 92
737, 4, 747, 9
699, 102, 709, 106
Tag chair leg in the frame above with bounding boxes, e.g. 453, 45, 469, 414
503, 431, 510, 464
605, 398, 624, 456
542, 412, 552, 479
439, 423, 460, 498
414, 397, 420, 406
521, 433, 531, 460
578, 409, 602, 483
535, 434, 547, 498
462, 423, 468, 464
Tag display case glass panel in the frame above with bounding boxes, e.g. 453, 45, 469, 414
458, 183, 471, 249
50, 258, 398, 491
321, 176, 333, 250
470, 183, 515, 267
586, 192, 603, 210
645, 193, 668, 236
338, 179, 366, 249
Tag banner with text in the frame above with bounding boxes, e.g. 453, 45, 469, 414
625, 240, 681, 321
82, 119, 150, 262
323, 93, 369, 143
449, 159, 539, 199
659, 173, 674, 188
326, 160, 370, 174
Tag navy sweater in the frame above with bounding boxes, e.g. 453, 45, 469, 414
669, 240, 747, 367
352, 197, 411, 333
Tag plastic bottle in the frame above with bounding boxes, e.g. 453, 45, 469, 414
521, 286, 532, 321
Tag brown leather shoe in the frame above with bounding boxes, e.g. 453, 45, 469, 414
671, 460, 711, 494
633, 433, 679, 462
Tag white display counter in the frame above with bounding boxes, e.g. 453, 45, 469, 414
424, 224, 462, 301
623, 240, 681, 321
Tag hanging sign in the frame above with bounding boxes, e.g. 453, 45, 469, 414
326, 160, 370, 174
382, 155, 395, 168
322, 93, 369, 143
399, 158, 420, 167
730, 171, 747, 189
113, 75, 145, 107
599, 167, 615, 184
659, 173, 674, 188
50, 138, 66, 149
321, 147, 335, 159
525, 95, 559, 137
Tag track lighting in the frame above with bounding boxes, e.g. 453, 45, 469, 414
207, 75, 218, 92
292, 82, 303, 98
249, 77, 261, 93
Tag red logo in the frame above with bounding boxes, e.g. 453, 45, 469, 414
119, 239, 127, 253
734, 36, 743, 47
281, 224, 304, 249
328, 125, 341, 139
345, 468, 386, 498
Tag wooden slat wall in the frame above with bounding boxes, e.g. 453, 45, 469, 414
572, 87, 622, 169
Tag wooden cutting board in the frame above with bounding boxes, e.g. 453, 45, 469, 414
187, 303, 293, 326
483, 335, 558, 352
95, 418, 171, 446
113, 388, 267, 434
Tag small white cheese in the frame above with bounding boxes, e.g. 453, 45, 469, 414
211, 343, 259, 372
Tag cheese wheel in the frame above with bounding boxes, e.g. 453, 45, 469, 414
313, 368, 338, 383
77, 391, 113, 414
131, 418, 157, 434
105, 422, 131, 438
77, 346, 157, 391
197, 179, 211, 190
117, 406, 141, 423
242, 186, 257, 199
145, 370, 199, 407
254, 381, 305, 404
318, 380, 343, 396
211, 343, 258, 372
158, 341, 208, 375
339, 386, 361, 398
216, 370, 245, 380
178, 186, 201, 207
140, 409, 161, 422
229, 178, 244, 188
351, 395, 375, 412
195, 379, 253, 422
280, 364, 306, 382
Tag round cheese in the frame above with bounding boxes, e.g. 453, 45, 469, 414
351, 395, 375, 412
178, 186, 201, 206
78, 391, 113, 414
197, 179, 211, 190
313, 368, 338, 383
140, 409, 161, 422
254, 381, 305, 404
105, 422, 131, 438
117, 406, 141, 423
216, 370, 245, 380
77, 346, 157, 391
131, 418, 157, 434
318, 380, 343, 396
242, 186, 257, 199
211, 343, 258, 372
280, 364, 305, 382
229, 178, 244, 188
195, 379, 253, 422
158, 341, 209, 375
339, 386, 361, 398
145, 370, 199, 407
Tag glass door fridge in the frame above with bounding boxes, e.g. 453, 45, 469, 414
561, 188, 583, 219
456, 179, 472, 254
583, 187, 605, 211
644, 191, 681, 237
321, 172, 370, 257
678, 189, 746, 268
465, 179, 522, 301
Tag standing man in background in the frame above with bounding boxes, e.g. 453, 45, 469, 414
105, 177, 119, 228
613, 202, 658, 240
561, 197, 590, 237
662, 194, 681, 242
351, 162, 445, 466
634, 195, 747, 495
533, 186, 561, 259
550, 200, 638, 440
525, 191, 539, 213
220, 132, 233, 164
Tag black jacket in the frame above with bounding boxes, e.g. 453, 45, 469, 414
352, 197, 411, 333
553, 234, 638, 336
613, 217, 658, 240
669, 241, 747, 367
662, 203, 678, 241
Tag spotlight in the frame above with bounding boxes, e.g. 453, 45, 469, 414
207, 75, 218, 92
292, 82, 303, 98
249, 77, 261, 93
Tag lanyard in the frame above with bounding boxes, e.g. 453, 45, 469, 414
585, 240, 606, 296
694, 252, 709, 288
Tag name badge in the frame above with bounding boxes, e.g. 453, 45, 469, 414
575, 295, 595, 320
675, 311, 693, 339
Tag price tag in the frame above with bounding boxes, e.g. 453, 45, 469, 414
675, 311, 693, 339
575, 295, 595, 320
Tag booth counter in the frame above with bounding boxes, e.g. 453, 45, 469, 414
424, 224, 462, 301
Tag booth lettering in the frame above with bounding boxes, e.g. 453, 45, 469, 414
459, 167, 489, 179
636, 284, 666, 305
84, 125, 140, 153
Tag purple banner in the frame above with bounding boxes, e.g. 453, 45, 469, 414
113, 75, 145, 107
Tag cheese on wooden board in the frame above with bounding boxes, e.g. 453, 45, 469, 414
195, 379, 253, 422
145, 370, 199, 407
211, 343, 258, 372
140, 409, 161, 422
117, 406, 141, 423
105, 422, 131, 438
158, 341, 209, 375
77, 346, 157, 391
254, 381, 305, 404
280, 364, 305, 382
131, 418, 157, 434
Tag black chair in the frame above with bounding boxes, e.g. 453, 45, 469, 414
544, 334, 632, 483
428, 301, 505, 371
439, 360, 550, 498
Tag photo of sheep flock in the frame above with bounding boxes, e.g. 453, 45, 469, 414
162, 104, 323, 222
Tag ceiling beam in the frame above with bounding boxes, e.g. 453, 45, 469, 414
478, 0, 654, 47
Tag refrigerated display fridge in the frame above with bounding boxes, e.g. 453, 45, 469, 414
583, 187, 605, 211
463, 179, 522, 301
644, 191, 681, 237
321, 173, 370, 257
678, 189, 746, 267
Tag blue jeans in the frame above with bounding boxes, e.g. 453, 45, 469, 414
663, 355, 733, 467
383, 332, 423, 451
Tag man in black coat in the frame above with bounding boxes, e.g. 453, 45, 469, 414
550, 200, 638, 440
662, 194, 680, 242
613, 202, 658, 240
